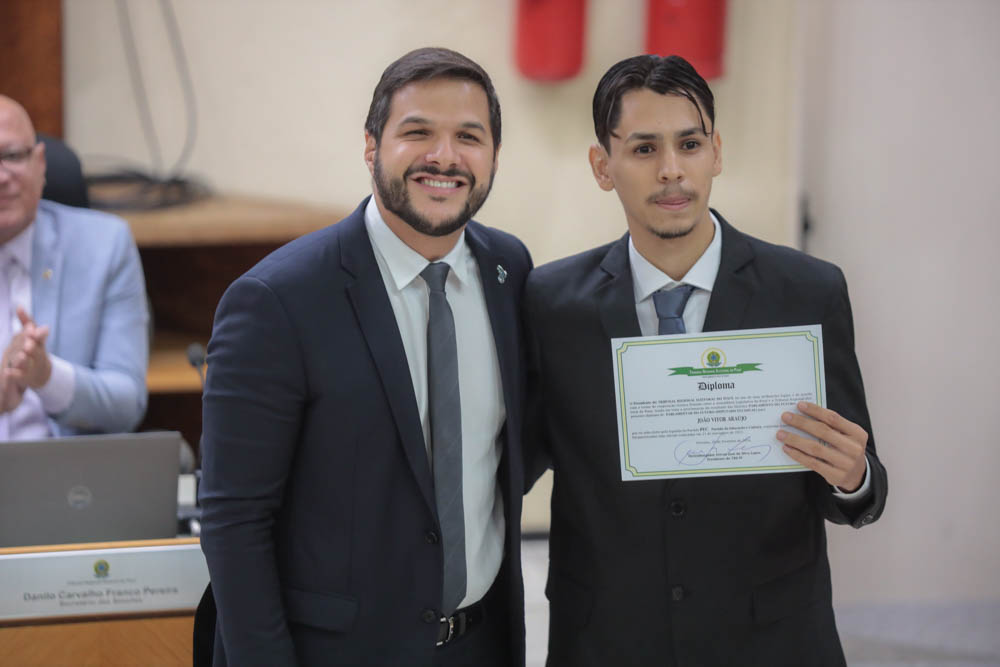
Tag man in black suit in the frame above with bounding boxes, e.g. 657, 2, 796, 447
525, 55, 887, 666
200, 48, 531, 666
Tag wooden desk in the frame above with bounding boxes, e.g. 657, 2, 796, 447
125, 194, 340, 248
0, 538, 205, 667
0, 615, 195, 667
148, 332, 202, 394
113, 195, 345, 449
0, 537, 199, 556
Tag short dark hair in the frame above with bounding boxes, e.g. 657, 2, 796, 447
365, 47, 501, 152
593, 54, 715, 152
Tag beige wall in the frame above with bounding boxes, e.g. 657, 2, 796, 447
800, 0, 1000, 603
66, 3, 1000, 608
65, 0, 803, 533
63, 0, 799, 266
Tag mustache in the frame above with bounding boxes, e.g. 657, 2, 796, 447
647, 188, 696, 204
404, 164, 476, 186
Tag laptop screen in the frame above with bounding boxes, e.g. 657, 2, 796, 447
0, 432, 181, 548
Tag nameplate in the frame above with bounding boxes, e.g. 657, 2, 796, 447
0, 541, 209, 622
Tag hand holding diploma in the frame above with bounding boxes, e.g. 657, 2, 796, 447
778, 401, 868, 493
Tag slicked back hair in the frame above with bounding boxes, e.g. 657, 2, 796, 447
365, 47, 501, 153
593, 54, 715, 153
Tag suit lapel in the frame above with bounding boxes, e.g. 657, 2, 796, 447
465, 224, 519, 423
702, 212, 756, 333
340, 201, 436, 514
597, 235, 642, 340
30, 207, 64, 348
464, 223, 523, 505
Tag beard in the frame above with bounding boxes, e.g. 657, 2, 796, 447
649, 219, 699, 240
645, 187, 700, 239
373, 155, 494, 238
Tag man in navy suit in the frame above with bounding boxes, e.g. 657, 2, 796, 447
525, 55, 887, 666
200, 48, 531, 666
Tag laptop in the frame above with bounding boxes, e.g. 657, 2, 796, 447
0, 431, 181, 548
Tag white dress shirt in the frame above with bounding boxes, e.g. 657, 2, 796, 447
628, 213, 870, 500
0, 222, 75, 441
364, 198, 505, 608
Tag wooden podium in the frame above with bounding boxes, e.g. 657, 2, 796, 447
0, 538, 206, 666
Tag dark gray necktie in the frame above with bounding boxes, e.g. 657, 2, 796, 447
421, 262, 466, 615
653, 284, 696, 334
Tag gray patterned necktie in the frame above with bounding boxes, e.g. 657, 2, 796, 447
653, 284, 696, 334
421, 262, 467, 615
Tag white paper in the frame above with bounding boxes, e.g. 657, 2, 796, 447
611, 325, 825, 481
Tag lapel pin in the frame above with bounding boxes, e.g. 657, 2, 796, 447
496, 264, 507, 284
43, 269, 53, 280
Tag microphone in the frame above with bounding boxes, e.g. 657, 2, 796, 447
186, 342, 206, 387
184, 341, 208, 512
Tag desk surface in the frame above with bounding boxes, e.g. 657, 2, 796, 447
148, 333, 204, 394
0, 537, 200, 556
118, 194, 343, 247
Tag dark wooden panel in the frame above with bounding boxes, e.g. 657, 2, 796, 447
140, 392, 204, 461
0, 0, 63, 137
139, 242, 284, 452
140, 243, 282, 337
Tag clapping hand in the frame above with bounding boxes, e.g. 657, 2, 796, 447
0, 307, 51, 413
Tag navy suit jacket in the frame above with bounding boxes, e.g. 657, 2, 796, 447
200, 199, 531, 666
524, 212, 887, 667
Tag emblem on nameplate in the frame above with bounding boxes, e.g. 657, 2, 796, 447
94, 559, 110, 578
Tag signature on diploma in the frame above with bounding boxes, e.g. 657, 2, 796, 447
674, 433, 772, 467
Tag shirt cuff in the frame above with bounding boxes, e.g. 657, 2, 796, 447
35, 355, 75, 415
831, 456, 871, 503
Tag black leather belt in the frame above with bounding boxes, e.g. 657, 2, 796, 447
435, 599, 486, 647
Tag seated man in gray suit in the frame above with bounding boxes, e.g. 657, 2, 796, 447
0, 95, 149, 437
525, 55, 887, 666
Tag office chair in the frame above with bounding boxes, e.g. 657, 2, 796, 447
37, 133, 90, 209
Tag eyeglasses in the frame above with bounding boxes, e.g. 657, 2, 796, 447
0, 146, 36, 172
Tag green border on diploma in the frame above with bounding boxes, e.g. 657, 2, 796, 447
616, 330, 822, 478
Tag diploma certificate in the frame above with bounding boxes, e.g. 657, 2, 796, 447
612, 325, 825, 481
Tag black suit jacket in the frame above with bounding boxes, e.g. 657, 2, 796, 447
524, 212, 887, 667
200, 198, 531, 666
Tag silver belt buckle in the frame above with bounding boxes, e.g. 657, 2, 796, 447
436, 614, 455, 646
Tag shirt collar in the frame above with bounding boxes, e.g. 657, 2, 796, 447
364, 196, 472, 290
0, 220, 34, 272
629, 212, 722, 303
